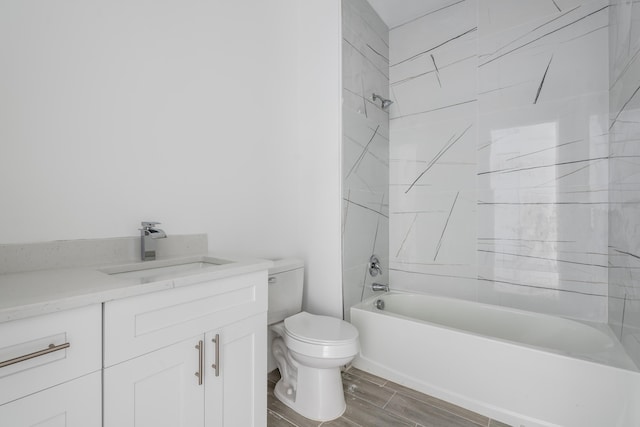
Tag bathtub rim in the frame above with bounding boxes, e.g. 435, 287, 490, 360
350, 296, 640, 427
353, 290, 638, 372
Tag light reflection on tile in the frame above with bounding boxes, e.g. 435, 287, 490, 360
609, 0, 640, 368
388, 0, 610, 322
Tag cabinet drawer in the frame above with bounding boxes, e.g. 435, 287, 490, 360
0, 371, 102, 427
0, 304, 102, 405
104, 271, 267, 367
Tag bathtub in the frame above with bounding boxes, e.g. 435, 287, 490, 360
350, 292, 640, 427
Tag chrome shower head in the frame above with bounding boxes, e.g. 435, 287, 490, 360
372, 93, 393, 110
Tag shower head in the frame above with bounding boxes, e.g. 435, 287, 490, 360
372, 93, 393, 110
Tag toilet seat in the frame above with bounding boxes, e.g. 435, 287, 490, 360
281, 312, 359, 359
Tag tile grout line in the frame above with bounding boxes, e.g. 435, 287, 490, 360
268, 409, 300, 427
381, 385, 490, 427
381, 389, 396, 409
348, 393, 418, 427
346, 367, 389, 388
270, 368, 498, 427
267, 401, 312, 427
340, 414, 365, 427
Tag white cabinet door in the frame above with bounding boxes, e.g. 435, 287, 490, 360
205, 313, 267, 427
104, 337, 205, 427
0, 371, 101, 427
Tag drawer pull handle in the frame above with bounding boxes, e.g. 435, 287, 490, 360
195, 340, 204, 386
211, 334, 220, 377
0, 342, 70, 369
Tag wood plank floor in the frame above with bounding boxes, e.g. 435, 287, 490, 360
267, 367, 512, 427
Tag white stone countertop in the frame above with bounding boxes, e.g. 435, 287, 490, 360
0, 254, 273, 323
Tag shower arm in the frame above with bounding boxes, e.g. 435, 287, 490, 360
372, 93, 393, 110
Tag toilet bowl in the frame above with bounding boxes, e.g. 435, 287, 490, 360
271, 311, 359, 421
267, 259, 360, 421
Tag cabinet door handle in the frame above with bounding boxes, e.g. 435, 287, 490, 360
0, 342, 70, 369
211, 334, 220, 377
195, 340, 204, 386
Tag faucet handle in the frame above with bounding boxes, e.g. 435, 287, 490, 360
141, 221, 161, 230
369, 254, 382, 277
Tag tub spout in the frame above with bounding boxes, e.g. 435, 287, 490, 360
372, 283, 389, 292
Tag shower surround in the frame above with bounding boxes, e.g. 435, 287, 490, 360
609, 0, 640, 368
389, 0, 611, 322
342, 0, 390, 320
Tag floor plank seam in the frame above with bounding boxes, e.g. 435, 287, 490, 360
386, 391, 484, 427
269, 408, 306, 427
268, 368, 510, 427
382, 389, 396, 409
384, 404, 428, 427
346, 367, 388, 387
422, 399, 486, 427
268, 409, 299, 427
384, 384, 489, 427
340, 415, 365, 427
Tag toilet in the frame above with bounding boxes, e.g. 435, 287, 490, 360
268, 259, 359, 421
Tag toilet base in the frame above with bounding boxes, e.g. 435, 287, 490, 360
273, 365, 346, 422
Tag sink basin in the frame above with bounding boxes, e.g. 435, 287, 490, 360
107, 258, 233, 283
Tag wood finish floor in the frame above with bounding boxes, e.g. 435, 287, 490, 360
267, 367, 512, 427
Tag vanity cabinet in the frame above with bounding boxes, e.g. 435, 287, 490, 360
0, 305, 102, 427
103, 271, 267, 427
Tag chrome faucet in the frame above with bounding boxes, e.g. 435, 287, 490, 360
371, 283, 389, 292
369, 255, 382, 277
140, 221, 167, 261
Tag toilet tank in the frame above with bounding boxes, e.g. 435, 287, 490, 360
268, 258, 304, 325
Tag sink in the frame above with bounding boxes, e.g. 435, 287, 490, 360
106, 258, 233, 284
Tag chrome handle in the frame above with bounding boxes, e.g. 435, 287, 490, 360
369, 254, 382, 277
195, 340, 203, 385
140, 221, 161, 230
0, 342, 70, 369
211, 334, 220, 377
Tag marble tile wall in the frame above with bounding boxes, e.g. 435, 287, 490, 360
389, 0, 479, 301
342, 0, 389, 320
389, 0, 610, 321
609, 0, 640, 366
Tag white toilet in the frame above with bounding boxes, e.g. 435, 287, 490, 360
268, 259, 359, 421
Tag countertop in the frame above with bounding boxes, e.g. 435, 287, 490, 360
0, 254, 273, 323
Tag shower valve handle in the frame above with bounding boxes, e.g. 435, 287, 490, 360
369, 255, 382, 277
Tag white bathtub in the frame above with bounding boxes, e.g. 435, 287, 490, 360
351, 292, 640, 427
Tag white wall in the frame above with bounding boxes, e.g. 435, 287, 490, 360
0, 0, 344, 316
296, 0, 344, 318
0, 0, 294, 254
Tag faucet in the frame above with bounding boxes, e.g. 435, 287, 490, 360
371, 283, 389, 292
140, 221, 167, 261
369, 255, 382, 277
